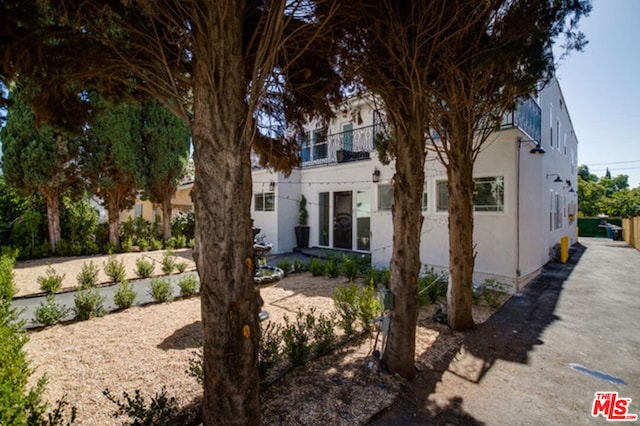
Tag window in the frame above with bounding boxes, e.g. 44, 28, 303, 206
557, 120, 561, 152
422, 185, 428, 211
549, 103, 554, 147
301, 132, 311, 162
555, 193, 562, 229
312, 128, 327, 160
474, 177, 504, 212
254, 192, 275, 212
319, 192, 329, 246
437, 181, 448, 211
549, 190, 554, 232
134, 203, 143, 219
378, 184, 393, 211
437, 177, 504, 212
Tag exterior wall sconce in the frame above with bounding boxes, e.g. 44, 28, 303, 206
269, 181, 275, 191
518, 137, 546, 155
546, 173, 563, 183
566, 180, 575, 192
372, 168, 380, 183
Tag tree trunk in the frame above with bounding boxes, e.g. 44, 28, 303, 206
161, 197, 172, 243
446, 129, 476, 331
106, 199, 121, 251
382, 116, 425, 379
191, 6, 260, 424
43, 191, 61, 253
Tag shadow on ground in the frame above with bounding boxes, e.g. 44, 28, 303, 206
368, 243, 587, 425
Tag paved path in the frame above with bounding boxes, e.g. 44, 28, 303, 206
370, 237, 640, 425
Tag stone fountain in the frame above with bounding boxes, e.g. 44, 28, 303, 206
253, 226, 284, 321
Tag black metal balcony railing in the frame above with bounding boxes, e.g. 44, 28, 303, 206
301, 124, 377, 166
501, 97, 541, 144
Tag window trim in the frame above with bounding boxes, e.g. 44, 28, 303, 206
436, 177, 505, 213
254, 192, 275, 212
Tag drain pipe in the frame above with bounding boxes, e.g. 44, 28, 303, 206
515, 138, 521, 292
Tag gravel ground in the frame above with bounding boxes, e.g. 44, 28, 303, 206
20, 254, 499, 425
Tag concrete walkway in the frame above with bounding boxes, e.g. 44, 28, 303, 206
370, 237, 640, 425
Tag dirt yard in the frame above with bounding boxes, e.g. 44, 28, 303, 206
21, 258, 500, 425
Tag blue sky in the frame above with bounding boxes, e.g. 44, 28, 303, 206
554, 0, 640, 188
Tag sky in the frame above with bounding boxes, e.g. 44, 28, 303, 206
553, 0, 640, 188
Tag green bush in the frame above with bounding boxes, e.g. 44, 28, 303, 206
77, 261, 99, 290
175, 261, 188, 274
0, 254, 17, 301
164, 238, 176, 250
259, 321, 283, 380
176, 235, 187, 249
187, 239, 195, 250
362, 267, 382, 287
103, 387, 186, 426
149, 277, 173, 303
104, 255, 126, 283
311, 311, 336, 355
282, 310, 313, 366
417, 267, 448, 306
34, 294, 71, 326
37, 264, 65, 294
341, 255, 359, 281
380, 267, 391, 288
137, 239, 150, 252
357, 284, 382, 333
186, 345, 204, 386
276, 258, 292, 275
308, 258, 324, 276
0, 297, 77, 424
332, 281, 360, 337
150, 239, 163, 251
161, 251, 176, 275
120, 237, 133, 253
324, 259, 340, 278
481, 278, 509, 309
177, 275, 199, 298
135, 257, 155, 278
114, 281, 137, 310
73, 288, 106, 320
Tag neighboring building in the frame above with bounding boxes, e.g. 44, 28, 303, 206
120, 182, 194, 223
252, 76, 578, 290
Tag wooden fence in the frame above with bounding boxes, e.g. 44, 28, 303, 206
622, 217, 640, 251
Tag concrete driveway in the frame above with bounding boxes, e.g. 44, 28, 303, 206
370, 237, 640, 425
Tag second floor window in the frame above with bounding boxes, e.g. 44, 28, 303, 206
301, 128, 328, 162
254, 192, 275, 212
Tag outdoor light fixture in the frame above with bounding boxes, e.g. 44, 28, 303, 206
372, 168, 381, 183
518, 137, 546, 155
529, 143, 546, 155
547, 173, 563, 183
269, 181, 275, 191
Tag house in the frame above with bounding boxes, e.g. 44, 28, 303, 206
119, 181, 194, 223
252, 76, 578, 290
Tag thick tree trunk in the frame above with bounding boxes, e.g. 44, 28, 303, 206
382, 116, 425, 379
106, 200, 121, 251
44, 192, 61, 253
446, 131, 476, 331
161, 197, 172, 243
191, 6, 260, 424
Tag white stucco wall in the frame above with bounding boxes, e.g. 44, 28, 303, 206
251, 76, 579, 287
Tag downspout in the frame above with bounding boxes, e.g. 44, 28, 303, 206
515, 138, 522, 292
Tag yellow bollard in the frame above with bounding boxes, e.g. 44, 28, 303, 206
560, 236, 569, 263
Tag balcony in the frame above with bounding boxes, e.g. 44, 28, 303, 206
501, 96, 541, 144
301, 124, 377, 167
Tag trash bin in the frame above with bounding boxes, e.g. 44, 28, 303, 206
611, 226, 623, 241
606, 225, 613, 239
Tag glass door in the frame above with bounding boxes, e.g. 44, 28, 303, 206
333, 191, 352, 249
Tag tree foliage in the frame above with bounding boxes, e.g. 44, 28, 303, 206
578, 165, 639, 218
0, 82, 79, 252
140, 100, 190, 242
81, 94, 145, 250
